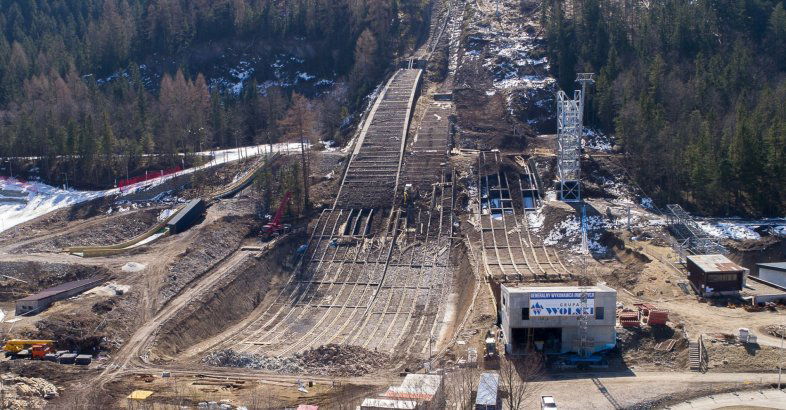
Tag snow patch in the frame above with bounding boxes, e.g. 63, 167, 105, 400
157, 208, 176, 221
582, 128, 614, 152
698, 221, 761, 241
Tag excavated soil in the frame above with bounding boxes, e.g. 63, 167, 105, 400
440, 241, 492, 370
18, 207, 165, 253
0, 261, 109, 302
159, 213, 255, 304
151, 236, 301, 360
0, 195, 119, 247
728, 237, 786, 273
616, 326, 689, 370
24, 313, 109, 354
601, 234, 653, 291
705, 340, 785, 372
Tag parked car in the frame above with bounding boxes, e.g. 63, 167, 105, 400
541, 396, 557, 409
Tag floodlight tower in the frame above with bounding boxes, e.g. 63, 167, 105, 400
556, 73, 594, 202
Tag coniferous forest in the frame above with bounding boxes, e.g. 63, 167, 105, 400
543, 0, 786, 217
0, 0, 429, 188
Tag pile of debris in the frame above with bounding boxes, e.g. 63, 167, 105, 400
0, 374, 58, 409
764, 325, 786, 338
616, 326, 688, 369
204, 344, 390, 377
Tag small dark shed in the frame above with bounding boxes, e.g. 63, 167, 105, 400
166, 198, 206, 234
686, 254, 748, 296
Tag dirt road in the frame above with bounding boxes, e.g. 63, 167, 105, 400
95, 246, 262, 385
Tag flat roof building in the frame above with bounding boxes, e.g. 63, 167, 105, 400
500, 284, 617, 356
686, 254, 748, 296
757, 262, 786, 289
16, 276, 105, 316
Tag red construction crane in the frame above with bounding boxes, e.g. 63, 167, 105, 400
261, 191, 293, 239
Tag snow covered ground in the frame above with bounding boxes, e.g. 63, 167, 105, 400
543, 214, 614, 256
696, 219, 786, 241
0, 178, 104, 233
697, 221, 761, 241
0, 142, 304, 234
582, 128, 614, 152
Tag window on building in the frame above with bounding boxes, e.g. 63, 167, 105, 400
502, 296, 506, 306
595, 307, 604, 320
707, 273, 738, 283
522, 307, 530, 320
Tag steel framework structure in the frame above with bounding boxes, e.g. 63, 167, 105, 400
666, 204, 727, 257
556, 73, 593, 202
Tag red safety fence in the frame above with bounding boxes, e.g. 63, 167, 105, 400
118, 166, 182, 191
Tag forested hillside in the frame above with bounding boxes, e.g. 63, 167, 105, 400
543, 0, 786, 217
0, 0, 428, 188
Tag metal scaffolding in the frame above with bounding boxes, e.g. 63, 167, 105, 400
556, 73, 593, 202
666, 204, 727, 257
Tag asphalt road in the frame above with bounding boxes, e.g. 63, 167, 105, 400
668, 388, 786, 409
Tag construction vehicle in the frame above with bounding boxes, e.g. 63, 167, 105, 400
485, 336, 497, 358
261, 191, 293, 240
3, 339, 55, 358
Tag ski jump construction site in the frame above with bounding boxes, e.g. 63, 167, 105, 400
213, 67, 460, 359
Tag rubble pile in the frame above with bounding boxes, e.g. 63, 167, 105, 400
204, 344, 390, 376
0, 374, 58, 410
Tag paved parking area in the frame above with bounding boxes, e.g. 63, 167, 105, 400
668, 389, 786, 409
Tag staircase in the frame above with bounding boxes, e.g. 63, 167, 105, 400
688, 341, 701, 371
689, 334, 706, 372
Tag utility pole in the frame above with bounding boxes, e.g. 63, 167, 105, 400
300, 134, 310, 212
778, 325, 786, 390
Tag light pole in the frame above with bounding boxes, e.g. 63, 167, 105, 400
2, 159, 12, 178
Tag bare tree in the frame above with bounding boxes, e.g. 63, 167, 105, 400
278, 93, 320, 212
444, 366, 482, 410
499, 354, 543, 410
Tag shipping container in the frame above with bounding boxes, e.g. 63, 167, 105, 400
167, 198, 206, 234
75, 354, 92, 365
59, 353, 77, 364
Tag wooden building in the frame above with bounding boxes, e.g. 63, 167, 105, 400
686, 254, 748, 296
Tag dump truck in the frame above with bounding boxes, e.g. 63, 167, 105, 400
3, 339, 55, 358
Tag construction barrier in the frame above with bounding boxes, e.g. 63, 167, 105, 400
118, 166, 182, 192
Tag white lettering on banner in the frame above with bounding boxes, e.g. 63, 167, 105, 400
529, 292, 595, 317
